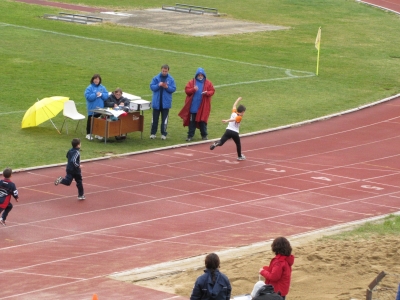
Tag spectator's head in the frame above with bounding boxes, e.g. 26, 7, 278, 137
72, 138, 81, 149
205, 253, 220, 270
90, 74, 102, 85
195, 67, 206, 81
2, 168, 12, 179
271, 237, 292, 256
113, 88, 123, 99
161, 64, 170, 76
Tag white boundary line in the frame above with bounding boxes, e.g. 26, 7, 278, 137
356, 0, 400, 15
0, 21, 314, 75
110, 211, 400, 280
11, 93, 400, 174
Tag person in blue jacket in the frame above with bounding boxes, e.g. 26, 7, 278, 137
149, 64, 176, 140
54, 138, 85, 200
84, 74, 108, 140
190, 253, 232, 300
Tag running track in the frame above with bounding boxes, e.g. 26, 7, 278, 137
2, 1, 400, 299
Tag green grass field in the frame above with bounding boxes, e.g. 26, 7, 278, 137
1, 0, 400, 169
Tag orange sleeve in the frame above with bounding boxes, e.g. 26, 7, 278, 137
235, 116, 242, 123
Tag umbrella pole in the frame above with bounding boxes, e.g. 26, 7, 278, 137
50, 118, 61, 134
43, 105, 61, 134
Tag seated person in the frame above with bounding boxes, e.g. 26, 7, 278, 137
105, 88, 131, 141
105, 88, 130, 110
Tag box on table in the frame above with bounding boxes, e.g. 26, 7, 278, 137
122, 92, 141, 100
107, 91, 141, 101
129, 99, 151, 111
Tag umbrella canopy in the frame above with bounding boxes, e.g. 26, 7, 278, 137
21, 96, 69, 131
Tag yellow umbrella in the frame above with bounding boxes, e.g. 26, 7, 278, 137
21, 96, 69, 133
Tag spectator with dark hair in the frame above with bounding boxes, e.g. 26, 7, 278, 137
84, 73, 108, 140
105, 88, 130, 109
190, 253, 232, 300
0, 168, 19, 226
259, 237, 294, 299
105, 88, 131, 141
149, 64, 176, 140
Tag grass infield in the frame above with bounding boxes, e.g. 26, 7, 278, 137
1, 0, 399, 169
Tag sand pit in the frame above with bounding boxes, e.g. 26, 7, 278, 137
115, 232, 400, 299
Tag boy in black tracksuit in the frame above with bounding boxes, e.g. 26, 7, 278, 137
0, 168, 19, 226
54, 138, 85, 200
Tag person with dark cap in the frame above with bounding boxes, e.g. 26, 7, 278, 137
179, 67, 215, 141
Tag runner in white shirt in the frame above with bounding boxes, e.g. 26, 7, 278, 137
210, 97, 246, 161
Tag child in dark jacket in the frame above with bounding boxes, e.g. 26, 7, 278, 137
55, 138, 85, 200
0, 168, 19, 226
190, 253, 231, 300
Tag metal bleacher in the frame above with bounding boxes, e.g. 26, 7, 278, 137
43, 12, 103, 24
162, 3, 220, 15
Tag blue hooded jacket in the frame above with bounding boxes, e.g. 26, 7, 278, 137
190, 67, 206, 113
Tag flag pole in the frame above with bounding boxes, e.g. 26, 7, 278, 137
315, 27, 321, 76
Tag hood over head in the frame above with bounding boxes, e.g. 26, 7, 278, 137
195, 67, 206, 80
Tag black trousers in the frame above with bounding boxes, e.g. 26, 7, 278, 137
0, 202, 13, 221
188, 113, 207, 138
86, 113, 102, 135
61, 171, 84, 197
218, 129, 242, 157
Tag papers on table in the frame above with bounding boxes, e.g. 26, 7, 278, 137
233, 295, 252, 300
108, 109, 126, 118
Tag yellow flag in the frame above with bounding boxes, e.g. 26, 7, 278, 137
315, 27, 321, 50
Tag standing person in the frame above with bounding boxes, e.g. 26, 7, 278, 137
54, 138, 85, 200
259, 237, 294, 300
0, 168, 19, 226
84, 74, 108, 140
209, 97, 246, 161
178, 67, 215, 141
190, 253, 232, 300
149, 64, 176, 140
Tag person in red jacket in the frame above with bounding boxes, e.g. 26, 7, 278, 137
259, 237, 294, 299
178, 67, 215, 141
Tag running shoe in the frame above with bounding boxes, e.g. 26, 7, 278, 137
210, 142, 219, 150
237, 155, 246, 161
54, 176, 63, 186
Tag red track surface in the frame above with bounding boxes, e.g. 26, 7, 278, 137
2, 96, 400, 299
359, 0, 400, 13
3, 1, 400, 299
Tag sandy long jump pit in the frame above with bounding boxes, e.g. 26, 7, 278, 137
96, 8, 288, 36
